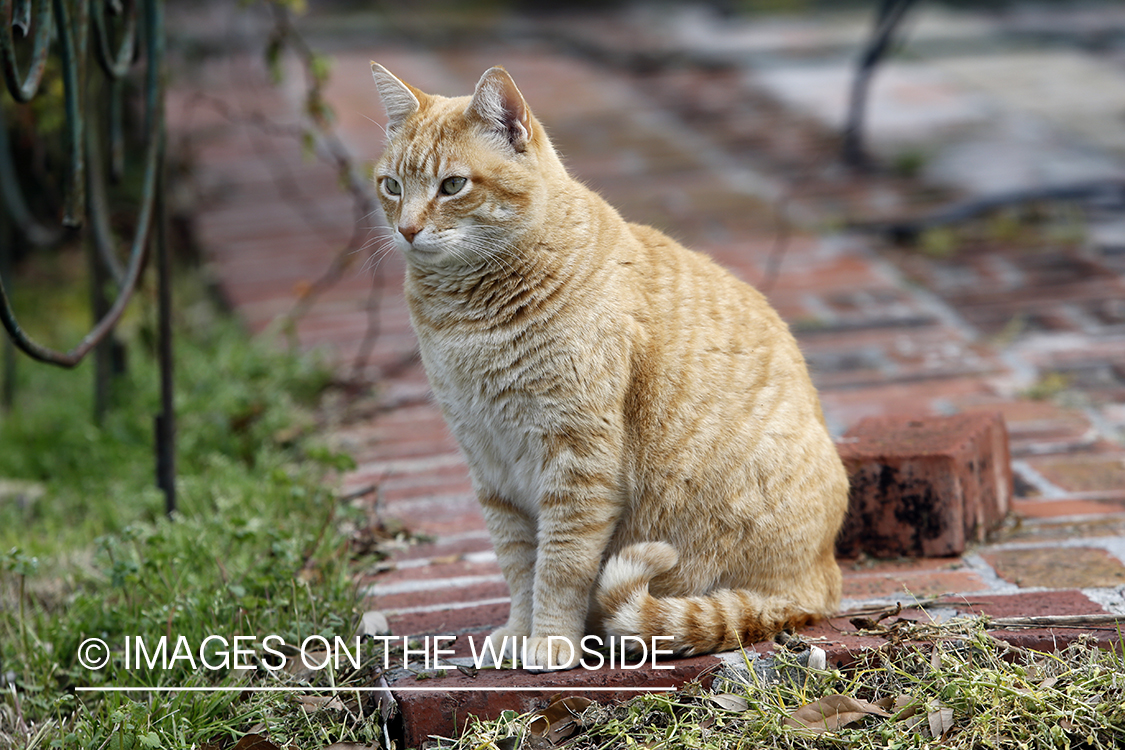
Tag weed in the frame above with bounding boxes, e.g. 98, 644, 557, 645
0, 274, 386, 749
449, 624, 1125, 750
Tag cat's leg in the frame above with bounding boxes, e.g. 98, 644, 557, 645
523, 489, 619, 671
479, 493, 536, 664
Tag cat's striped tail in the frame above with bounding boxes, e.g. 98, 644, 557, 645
595, 542, 817, 655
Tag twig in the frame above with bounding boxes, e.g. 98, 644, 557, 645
987, 614, 1125, 631
842, 0, 920, 170
758, 192, 791, 294
853, 179, 1125, 242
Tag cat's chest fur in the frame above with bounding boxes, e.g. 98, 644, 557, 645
406, 271, 631, 515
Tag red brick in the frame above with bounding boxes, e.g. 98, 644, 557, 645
390, 655, 718, 749
386, 602, 511, 641
369, 580, 510, 612
842, 567, 987, 601
1029, 454, 1125, 493
375, 558, 501, 588
1012, 497, 1125, 519
391, 534, 494, 562
836, 412, 1013, 558
980, 546, 1125, 589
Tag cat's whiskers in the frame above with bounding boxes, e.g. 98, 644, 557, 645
465, 226, 522, 276
355, 225, 396, 259
359, 233, 399, 275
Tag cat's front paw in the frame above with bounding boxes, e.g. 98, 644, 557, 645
521, 635, 581, 672
478, 626, 527, 667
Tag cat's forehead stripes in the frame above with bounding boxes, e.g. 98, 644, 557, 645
391, 110, 474, 180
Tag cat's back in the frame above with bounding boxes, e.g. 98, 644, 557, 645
616, 218, 838, 482
620, 220, 802, 369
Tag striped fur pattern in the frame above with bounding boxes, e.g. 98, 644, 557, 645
371, 64, 848, 670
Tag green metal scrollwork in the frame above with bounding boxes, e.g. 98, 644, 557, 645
0, 0, 160, 366
0, 0, 174, 512
0, 0, 53, 103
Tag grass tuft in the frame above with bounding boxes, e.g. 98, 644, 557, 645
0, 272, 390, 749
448, 623, 1125, 750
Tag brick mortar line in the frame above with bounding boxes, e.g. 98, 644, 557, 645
393, 550, 498, 570
365, 573, 508, 597
957, 552, 1019, 595
1011, 459, 1069, 498
980, 536, 1125, 562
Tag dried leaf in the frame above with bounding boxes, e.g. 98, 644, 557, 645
375, 674, 397, 722
527, 714, 550, 736
927, 706, 954, 738
784, 695, 890, 732
890, 694, 921, 720
321, 744, 380, 750
528, 696, 594, 744
231, 735, 281, 750
872, 696, 896, 712
359, 610, 390, 637
901, 713, 927, 733
850, 617, 879, 631
495, 737, 520, 750
296, 694, 347, 713
708, 693, 749, 712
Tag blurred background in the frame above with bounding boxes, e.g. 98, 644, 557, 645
5, 0, 1125, 513
166, 0, 1125, 416
3, 4, 1125, 745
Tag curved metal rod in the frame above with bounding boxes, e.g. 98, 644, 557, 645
842, 0, 919, 169
53, 0, 88, 227
0, 0, 52, 102
86, 86, 125, 284
0, 121, 161, 367
92, 0, 135, 79
0, 0, 162, 368
0, 98, 64, 246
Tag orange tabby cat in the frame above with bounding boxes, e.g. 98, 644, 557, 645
371, 63, 848, 671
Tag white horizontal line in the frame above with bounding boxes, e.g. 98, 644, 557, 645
394, 550, 498, 569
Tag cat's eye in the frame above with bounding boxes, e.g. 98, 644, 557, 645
383, 177, 402, 196
440, 176, 467, 196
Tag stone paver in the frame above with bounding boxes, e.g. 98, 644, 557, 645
171, 4, 1125, 745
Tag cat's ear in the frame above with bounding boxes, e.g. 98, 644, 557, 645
371, 62, 423, 136
467, 66, 532, 153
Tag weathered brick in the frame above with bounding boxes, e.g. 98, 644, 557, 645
391, 656, 718, 749
836, 412, 1013, 558
981, 546, 1125, 589
841, 563, 988, 601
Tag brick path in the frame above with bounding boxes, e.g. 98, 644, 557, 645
170, 7, 1125, 744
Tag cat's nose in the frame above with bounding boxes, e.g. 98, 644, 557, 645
399, 225, 421, 243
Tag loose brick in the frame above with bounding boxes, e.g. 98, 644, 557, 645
836, 412, 1013, 558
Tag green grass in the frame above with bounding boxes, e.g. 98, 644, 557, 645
0, 270, 391, 749
450, 625, 1125, 750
